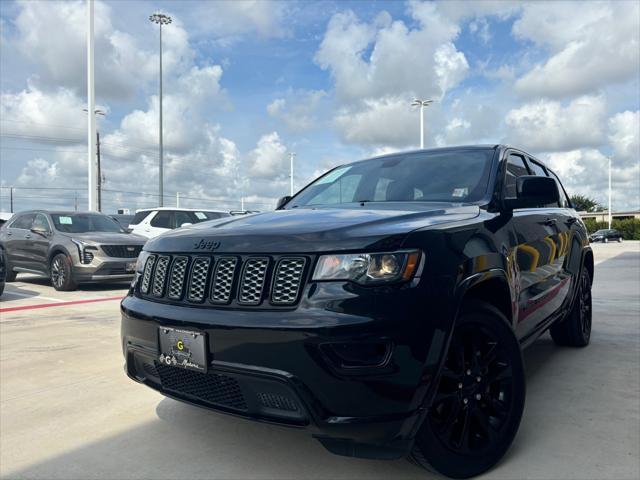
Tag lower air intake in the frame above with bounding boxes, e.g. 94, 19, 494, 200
156, 364, 248, 411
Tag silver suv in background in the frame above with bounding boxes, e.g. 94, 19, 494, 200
0, 211, 147, 291
128, 208, 231, 238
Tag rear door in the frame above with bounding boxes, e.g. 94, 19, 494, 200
3, 213, 35, 269
148, 210, 174, 237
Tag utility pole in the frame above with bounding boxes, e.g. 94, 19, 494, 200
9, 187, 13, 213
608, 157, 612, 229
411, 99, 433, 149
74, 191, 78, 212
176, 192, 180, 208
289, 152, 296, 196
96, 131, 102, 212
150, 13, 172, 207
87, 0, 97, 211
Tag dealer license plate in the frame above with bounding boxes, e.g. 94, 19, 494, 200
158, 327, 207, 372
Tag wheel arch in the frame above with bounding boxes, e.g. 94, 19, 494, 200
454, 269, 514, 328
47, 245, 74, 272
582, 247, 594, 285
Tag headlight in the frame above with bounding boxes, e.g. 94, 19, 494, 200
313, 251, 421, 285
135, 251, 151, 273
71, 238, 97, 264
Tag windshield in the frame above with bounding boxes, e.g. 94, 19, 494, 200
594, 230, 607, 234
51, 214, 125, 233
288, 149, 495, 208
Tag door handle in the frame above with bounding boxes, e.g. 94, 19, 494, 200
6, 232, 11, 236
25, 234, 32, 239
544, 218, 557, 226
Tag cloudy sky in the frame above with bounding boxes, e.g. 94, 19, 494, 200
0, 0, 638, 213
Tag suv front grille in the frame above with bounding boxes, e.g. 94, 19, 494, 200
139, 254, 308, 307
272, 258, 306, 305
102, 245, 143, 258
239, 258, 269, 305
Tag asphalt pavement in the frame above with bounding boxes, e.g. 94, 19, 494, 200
1, 241, 638, 480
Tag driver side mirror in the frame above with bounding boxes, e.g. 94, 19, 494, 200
276, 195, 292, 210
180, 222, 193, 228
30, 226, 50, 237
503, 176, 559, 210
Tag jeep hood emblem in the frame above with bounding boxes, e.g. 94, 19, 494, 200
193, 239, 221, 251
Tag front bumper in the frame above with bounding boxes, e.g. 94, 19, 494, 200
120, 279, 452, 459
73, 258, 136, 282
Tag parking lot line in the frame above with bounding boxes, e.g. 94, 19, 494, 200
0, 296, 123, 313
1, 290, 66, 303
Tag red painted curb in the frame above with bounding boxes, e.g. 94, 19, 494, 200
0, 296, 123, 313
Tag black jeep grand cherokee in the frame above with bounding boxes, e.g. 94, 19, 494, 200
121, 145, 593, 478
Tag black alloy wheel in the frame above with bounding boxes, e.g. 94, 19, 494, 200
50, 253, 77, 291
550, 268, 592, 347
410, 302, 525, 479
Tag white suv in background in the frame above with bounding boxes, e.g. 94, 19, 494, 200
128, 208, 230, 239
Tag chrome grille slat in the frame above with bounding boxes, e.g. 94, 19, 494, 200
188, 257, 212, 303
152, 256, 170, 297
272, 258, 306, 305
140, 255, 156, 294
211, 257, 237, 304
238, 258, 269, 305
168, 256, 189, 300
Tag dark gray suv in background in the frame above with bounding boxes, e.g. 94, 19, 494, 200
0, 211, 147, 291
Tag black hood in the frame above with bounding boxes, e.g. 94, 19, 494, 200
145, 203, 480, 254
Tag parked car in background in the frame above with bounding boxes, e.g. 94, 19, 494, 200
0, 212, 13, 227
122, 145, 593, 479
128, 207, 231, 239
589, 228, 623, 243
0, 211, 146, 291
0, 249, 5, 296
110, 214, 135, 230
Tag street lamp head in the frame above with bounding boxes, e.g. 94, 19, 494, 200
411, 98, 434, 107
149, 13, 172, 25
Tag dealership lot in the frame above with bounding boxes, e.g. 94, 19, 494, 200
1, 242, 638, 480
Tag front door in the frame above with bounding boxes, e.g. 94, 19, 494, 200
502, 153, 568, 339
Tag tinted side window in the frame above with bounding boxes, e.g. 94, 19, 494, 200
32, 214, 50, 231
528, 160, 547, 177
175, 211, 192, 227
130, 211, 150, 225
504, 154, 529, 199
548, 170, 571, 208
150, 211, 173, 229
10, 214, 35, 230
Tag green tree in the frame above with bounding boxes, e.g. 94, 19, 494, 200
570, 194, 604, 212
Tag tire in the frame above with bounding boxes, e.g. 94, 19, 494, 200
617, 237, 622, 243
550, 268, 592, 347
0, 282, 4, 296
409, 302, 526, 479
1, 250, 17, 282
604, 237, 608, 243
50, 253, 77, 291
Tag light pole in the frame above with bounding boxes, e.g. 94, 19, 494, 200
608, 157, 612, 229
149, 12, 172, 207
411, 99, 433, 149
87, 0, 97, 211
289, 152, 296, 196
